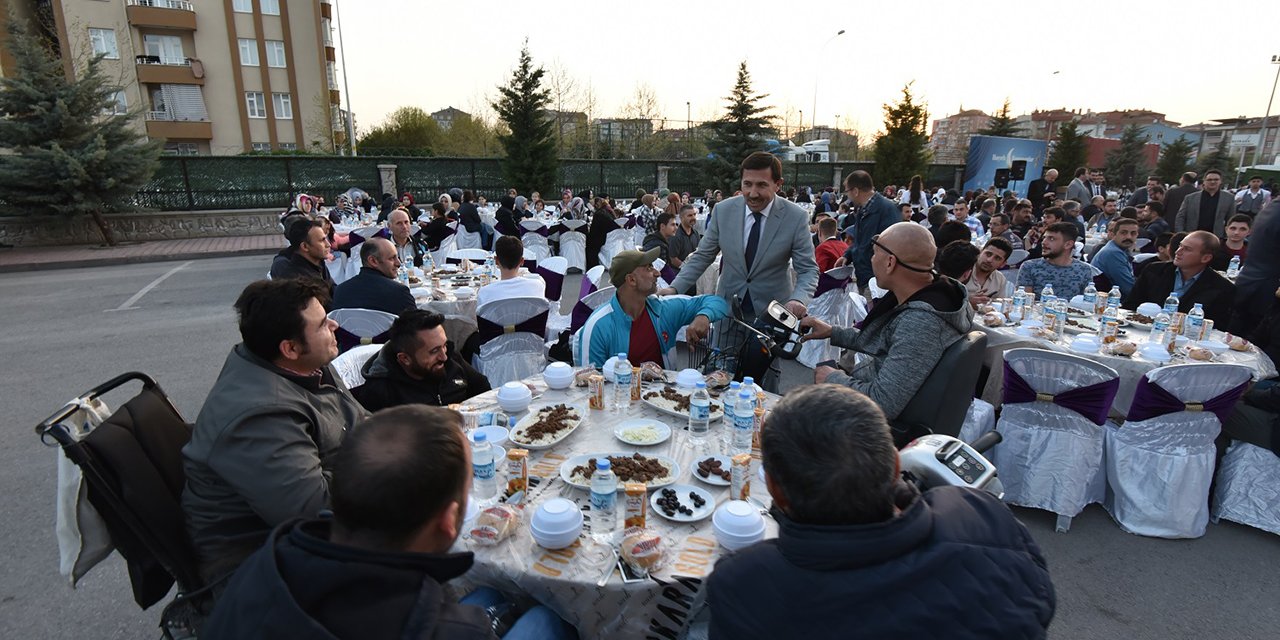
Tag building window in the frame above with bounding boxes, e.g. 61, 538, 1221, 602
279, 142, 297, 151
143, 34, 184, 65
251, 142, 272, 152
260, 0, 280, 15
265, 40, 286, 68
163, 142, 199, 156
104, 89, 128, 116
238, 38, 259, 66
246, 91, 267, 118
232, 0, 252, 12
326, 61, 337, 86
272, 92, 292, 119
89, 28, 118, 59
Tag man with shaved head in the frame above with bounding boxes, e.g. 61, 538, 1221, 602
800, 222, 973, 436
332, 237, 416, 315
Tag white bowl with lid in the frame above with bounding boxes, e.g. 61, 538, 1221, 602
712, 500, 766, 550
496, 382, 532, 413
543, 362, 575, 389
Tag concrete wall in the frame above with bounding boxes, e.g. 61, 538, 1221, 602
0, 209, 280, 247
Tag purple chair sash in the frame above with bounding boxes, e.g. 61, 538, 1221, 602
521, 227, 550, 237
1125, 375, 1249, 425
621, 217, 637, 229
523, 258, 538, 271
579, 277, 598, 301
813, 271, 851, 298
549, 223, 569, 236
660, 265, 677, 283
476, 310, 549, 343
1002, 360, 1119, 426
536, 267, 565, 302
570, 299, 594, 332
335, 327, 389, 353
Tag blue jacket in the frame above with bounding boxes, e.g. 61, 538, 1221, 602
850, 192, 902, 287
331, 267, 416, 315
576, 294, 728, 367
707, 484, 1055, 639
1090, 241, 1135, 297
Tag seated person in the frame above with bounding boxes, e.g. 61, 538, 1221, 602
1023, 206, 1064, 260
987, 212, 1023, 251
963, 237, 1013, 308
270, 218, 334, 294
332, 238, 416, 315
1015, 222, 1095, 299
707, 385, 1055, 638
353, 309, 490, 411
476, 235, 546, 307
1085, 196, 1115, 232
1138, 201, 1170, 247
931, 220, 972, 263
419, 202, 454, 253
936, 239, 978, 281
641, 211, 678, 265
1123, 230, 1234, 325
1221, 287, 1280, 458
183, 279, 365, 583
813, 217, 847, 272
1090, 217, 1139, 297
204, 405, 578, 639
1211, 214, 1251, 270
576, 248, 728, 368
388, 208, 430, 267
801, 222, 973, 423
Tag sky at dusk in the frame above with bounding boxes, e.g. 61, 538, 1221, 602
334, 0, 1276, 140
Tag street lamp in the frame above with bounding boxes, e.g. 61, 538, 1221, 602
686, 101, 691, 159
811, 29, 845, 143
1255, 54, 1280, 167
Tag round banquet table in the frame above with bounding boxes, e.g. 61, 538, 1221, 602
449, 372, 781, 639
410, 266, 487, 345
976, 311, 1277, 417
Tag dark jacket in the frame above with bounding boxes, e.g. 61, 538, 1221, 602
270, 251, 334, 295
352, 342, 491, 412
849, 192, 902, 287
203, 519, 493, 640
707, 484, 1055, 639
495, 205, 520, 237
332, 267, 416, 315
421, 218, 453, 252
1139, 217, 1170, 246
1163, 183, 1197, 225
459, 202, 483, 233
1121, 261, 1235, 326
586, 211, 620, 270
641, 231, 671, 264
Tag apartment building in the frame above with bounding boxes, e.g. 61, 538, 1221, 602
0, 0, 344, 155
928, 109, 989, 164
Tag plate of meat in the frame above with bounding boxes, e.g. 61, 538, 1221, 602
507, 404, 584, 450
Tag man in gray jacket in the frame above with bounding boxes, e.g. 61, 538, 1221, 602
800, 222, 973, 423
183, 279, 366, 583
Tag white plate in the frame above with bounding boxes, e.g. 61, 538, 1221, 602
691, 455, 733, 486
1140, 347, 1172, 363
507, 404, 585, 450
651, 484, 715, 523
1196, 340, 1230, 355
640, 388, 725, 422
613, 418, 672, 446
559, 452, 681, 491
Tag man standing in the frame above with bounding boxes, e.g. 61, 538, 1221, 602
1089, 168, 1107, 198
352, 310, 491, 411
388, 208, 428, 268
1235, 175, 1271, 217
1137, 202, 1171, 247
183, 279, 365, 582
965, 238, 1013, 307
1175, 169, 1235, 235
1124, 231, 1234, 326
1127, 176, 1163, 207
1232, 200, 1280, 336
332, 238, 416, 315
667, 203, 701, 276
799, 223, 973, 424
1016, 222, 1095, 298
269, 219, 334, 294
834, 169, 901, 292
1163, 171, 1199, 226
642, 211, 678, 265
1028, 168, 1058, 212
1065, 167, 1092, 204
1091, 217, 1139, 297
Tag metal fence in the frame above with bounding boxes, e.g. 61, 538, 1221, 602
132, 156, 970, 211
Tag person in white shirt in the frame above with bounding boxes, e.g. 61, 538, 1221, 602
475, 235, 546, 307
1235, 175, 1272, 217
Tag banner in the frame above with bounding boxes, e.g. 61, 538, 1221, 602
962, 135, 1049, 197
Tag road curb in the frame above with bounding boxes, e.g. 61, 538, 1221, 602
0, 246, 278, 273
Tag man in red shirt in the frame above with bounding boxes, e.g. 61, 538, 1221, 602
814, 217, 848, 272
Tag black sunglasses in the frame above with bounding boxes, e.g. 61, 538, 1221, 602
871, 235, 935, 273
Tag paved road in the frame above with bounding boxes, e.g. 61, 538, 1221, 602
1, 255, 1276, 638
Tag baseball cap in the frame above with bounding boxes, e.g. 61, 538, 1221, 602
610, 247, 661, 288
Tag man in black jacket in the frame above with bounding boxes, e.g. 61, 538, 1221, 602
1163, 172, 1198, 226
1122, 230, 1234, 325
332, 238, 416, 315
1027, 168, 1058, 214
706, 385, 1055, 639
352, 309, 490, 411
270, 219, 334, 294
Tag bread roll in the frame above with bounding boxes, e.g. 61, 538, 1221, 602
620, 527, 663, 575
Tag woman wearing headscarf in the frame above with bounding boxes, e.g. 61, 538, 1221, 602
494, 195, 521, 237
514, 195, 532, 219
585, 199, 620, 270
378, 193, 398, 222
400, 192, 423, 219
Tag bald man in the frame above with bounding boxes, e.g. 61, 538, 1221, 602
388, 208, 429, 267
332, 237, 416, 315
801, 222, 973, 433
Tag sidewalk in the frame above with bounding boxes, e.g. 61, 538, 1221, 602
0, 235, 282, 273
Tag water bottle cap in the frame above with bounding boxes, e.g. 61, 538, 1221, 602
596, 458, 610, 470
743, 377, 755, 385
738, 390, 752, 399
696, 381, 706, 388
473, 432, 487, 443
729, 381, 740, 388
617, 352, 627, 358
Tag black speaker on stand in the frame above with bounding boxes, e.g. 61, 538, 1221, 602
994, 169, 1011, 189
1010, 160, 1027, 181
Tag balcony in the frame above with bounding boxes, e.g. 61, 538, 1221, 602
145, 111, 212, 140
135, 56, 204, 85
126, 0, 196, 30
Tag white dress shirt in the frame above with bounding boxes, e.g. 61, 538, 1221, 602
742, 196, 776, 250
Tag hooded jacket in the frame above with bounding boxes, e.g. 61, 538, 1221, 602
270, 251, 335, 295
825, 276, 973, 419
351, 342, 491, 412
202, 519, 493, 640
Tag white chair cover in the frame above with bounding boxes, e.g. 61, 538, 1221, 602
343, 253, 361, 281
1213, 440, 1280, 536
798, 266, 856, 368
448, 248, 491, 263
352, 226, 383, 240
957, 398, 998, 445
327, 308, 397, 352
992, 349, 1119, 532
326, 253, 349, 284
558, 220, 588, 272
1006, 249, 1030, 267
430, 222, 459, 267
522, 233, 552, 264
632, 224, 647, 249
456, 225, 483, 249
330, 343, 382, 390
581, 265, 607, 298
1135, 237, 1152, 251
571, 286, 617, 365
600, 228, 633, 268
867, 277, 888, 299
474, 297, 550, 386
1105, 363, 1253, 538
1133, 253, 1159, 264
520, 220, 546, 233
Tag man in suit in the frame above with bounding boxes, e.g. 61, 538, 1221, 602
331, 238, 416, 315
1122, 230, 1234, 325
1065, 167, 1092, 204
1163, 172, 1198, 226
1088, 169, 1107, 198
1175, 169, 1235, 235
1027, 168, 1058, 213
1126, 176, 1162, 207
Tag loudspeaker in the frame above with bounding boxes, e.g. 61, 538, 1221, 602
994, 169, 1010, 189
1010, 160, 1027, 180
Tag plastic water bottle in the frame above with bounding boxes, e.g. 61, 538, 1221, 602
1227, 255, 1241, 278
1107, 286, 1121, 309
1011, 289, 1026, 321
688, 382, 711, 443
1163, 293, 1180, 316
1150, 309, 1172, 345
613, 353, 632, 412
731, 390, 755, 453
1082, 281, 1097, 312
590, 459, 617, 539
484, 254, 496, 276
1040, 284, 1054, 306
1186, 303, 1205, 339
472, 432, 498, 506
741, 377, 761, 410
397, 263, 409, 284
1053, 297, 1069, 334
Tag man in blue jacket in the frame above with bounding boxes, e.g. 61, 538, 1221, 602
707, 385, 1055, 639
577, 247, 728, 368
331, 238, 416, 315
844, 170, 902, 292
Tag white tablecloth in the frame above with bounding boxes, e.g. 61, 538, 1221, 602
411, 269, 486, 344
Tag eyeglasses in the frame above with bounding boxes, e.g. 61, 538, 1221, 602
871, 235, 935, 273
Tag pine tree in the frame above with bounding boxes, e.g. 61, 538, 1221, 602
1103, 124, 1150, 189
1195, 136, 1232, 177
492, 42, 557, 194
1047, 119, 1088, 177
0, 13, 161, 246
977, 98, 1023, 138
1154, 136, 1195, 184
700, 61, 776, 194
872, 83, 930, 186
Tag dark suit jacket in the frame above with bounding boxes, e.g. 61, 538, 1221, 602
331, 267, 416, 315
1174, 189, 1236, 236
1163, 184, 1197, 225
1027, 178, 1054, 211
1122, 261, 1235, 326
269, 252, 334, 295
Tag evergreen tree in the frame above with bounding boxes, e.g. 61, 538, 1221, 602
1194, 136, 1232, 177
1103, 124, 1150, 189
872, 83, 930, 186
357, 106, 441, 156
700, 61, 776, 194
492, 42, 557, 195
1154, 135, 1195, 184
977, 98, 1023, 138
0, 13, 161, 246
1047, 119, 1088, 177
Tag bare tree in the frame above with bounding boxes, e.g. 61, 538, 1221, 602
545, 60, 580, 149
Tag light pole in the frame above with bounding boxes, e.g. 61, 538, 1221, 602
334, 0, 356, 156
811, 29, 845, 143
686, 101, 691, 159
1254, 54, 1280, 167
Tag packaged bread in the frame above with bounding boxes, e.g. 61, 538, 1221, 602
470, 504, 521, 545
1188, 346, 1214, 361
620, 527, 663, 576
704, 370, 732, 391
1106, 341, 1137, 356
574, 367, 597, 387
640, 361, 665, 381
1228, 335, 1251, 352
982, 311, 1006, 327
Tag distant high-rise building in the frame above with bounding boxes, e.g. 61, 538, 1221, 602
929, 109, 989, 163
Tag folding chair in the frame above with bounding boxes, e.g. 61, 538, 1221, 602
521, 221, 552, 264
599, 228, 632, 269
579, 265, 607, 300
447, 248, 491, 265
1214, 437, 1280, 537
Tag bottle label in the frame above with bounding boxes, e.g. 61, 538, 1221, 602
616, 372, 632, 387
473, 460, 495, 480
690, 402, 710, 421
591, 489, 615, 513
